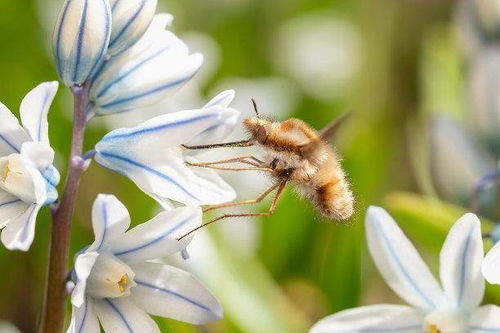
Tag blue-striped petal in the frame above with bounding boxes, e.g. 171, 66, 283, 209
94, 297, 160, 333
19, 82, 58, 144
0, 190, 26, 228
0, 202, 42, 251
109, 206, 201, 264
365, 206, 445, 311
94, 108, 236, 206
0, 102, 30, 156
90, 14, 202, 115
130, 262, 223, 324
66, 297, 99, 333
310, 305, 424, 333
52, 0, 112, 86
87, 194, 130, 252
439, 213, 484, 311
107, 0, 157, 56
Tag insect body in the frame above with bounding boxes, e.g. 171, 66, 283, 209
243, 116, 354, 220
178, 105, 354, 240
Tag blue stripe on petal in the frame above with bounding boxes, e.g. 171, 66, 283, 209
98, 152, 199, 201
88, 0, 111, 81
73, 0, 89, 82
77, 297, 89, 333
97, 45, 171, 99
108, 0, 147, 50
99, 73, 196, 110
54, 0, 72, 77
458, 223, 476, 307
0, 199, 22, 207
135, 279, 215, 314
375, 220, 436, 309
333, 326, 422, 333
113, 214, 194, 257
96, 200, 108, 251
469, 327, 500, 332
102, 113, 218, 141
103, 299, 133, 333
36, 89, 51, 141
0, 134, 20, 153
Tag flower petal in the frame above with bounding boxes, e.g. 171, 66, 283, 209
71, 251, 99, 308
52, 0, 112, 86
130, 262, 223, 324
310, 304, 424, 333
95, 109, 236, 206
109, 206, 201, 263
482, 241, 500, 284
87, 194, 131, 252
20, 141, 55, 170
365, 206, 445, 311
66, 297, 99, 333
19, 81, 58, 143
96, 107, 223, 149
108, 0, 157, 56
0, 102, 29, 155
187, 90, 241, 147
469, 305, 500, 332
0, 190, 27, 228
439, 213, 484, 311
0, 203, 42, 251
94, 297, 159, 333
90, 14, 202, 115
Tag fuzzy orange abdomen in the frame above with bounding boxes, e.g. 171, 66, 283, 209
315, 177, 354, 220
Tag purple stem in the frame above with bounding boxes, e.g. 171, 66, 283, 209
39, 83, 89, 333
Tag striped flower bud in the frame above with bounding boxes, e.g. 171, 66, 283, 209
53, 0, 112, 87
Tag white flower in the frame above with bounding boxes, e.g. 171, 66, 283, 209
89, 13, 203, 116
107, 0, 158, 57
67, 194, 223, 333
53, 0, 112, 86
94, 90, 238, 207
482, 238, 500, 285
310, 207, 500, 333
0, 82, 60, 251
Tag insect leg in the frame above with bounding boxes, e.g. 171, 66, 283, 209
177, 181, 287, 240
182, 139, 253, 150
203, 183, 280, 213
186, 155, 265, 168
186, 162, 274, 172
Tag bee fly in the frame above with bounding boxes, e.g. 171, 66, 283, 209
178, 101, 354, 240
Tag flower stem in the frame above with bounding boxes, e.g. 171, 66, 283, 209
39, 83, 89, 333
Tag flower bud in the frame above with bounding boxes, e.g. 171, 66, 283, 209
53, 0, 112, 86
108, 0, 158, 56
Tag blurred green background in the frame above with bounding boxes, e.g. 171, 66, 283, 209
0, 0, 499, 332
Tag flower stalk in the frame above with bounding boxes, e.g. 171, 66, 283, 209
39, 83, 89, 333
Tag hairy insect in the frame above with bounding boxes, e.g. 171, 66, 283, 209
178, 101, 354, 240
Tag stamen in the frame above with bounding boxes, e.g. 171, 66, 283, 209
118, 275, 127, 293
425, 323, 441, 333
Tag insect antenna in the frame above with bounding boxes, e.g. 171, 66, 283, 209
252, 98, 261, 118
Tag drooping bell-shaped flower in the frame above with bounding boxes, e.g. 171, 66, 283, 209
0, 82, 60, 251
52, 0, 112, 87
310, 207, 500, 333
93, 91, 238, 207
89, 14, 203, 116
67, 194, 223, 333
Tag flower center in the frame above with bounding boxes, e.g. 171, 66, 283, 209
424, 309, 467, 333
0, 154, 39, 203
86, 253, 136, 299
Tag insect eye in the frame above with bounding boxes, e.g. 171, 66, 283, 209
255, 126, 268, 143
